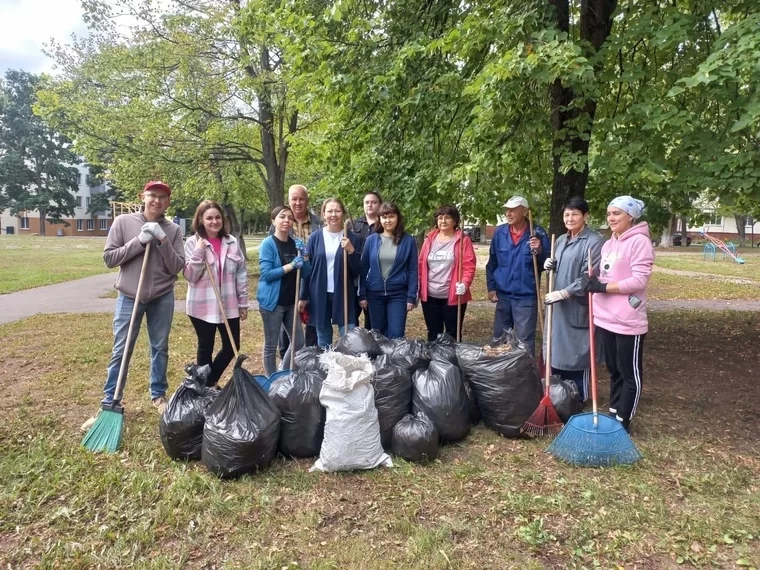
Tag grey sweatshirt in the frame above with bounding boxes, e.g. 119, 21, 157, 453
103, 211, 185, 303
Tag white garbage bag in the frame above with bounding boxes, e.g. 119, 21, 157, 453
310, 351, 393, 472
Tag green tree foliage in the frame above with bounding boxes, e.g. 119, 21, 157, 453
0, 70, 79, 236
36, 0, 308, 247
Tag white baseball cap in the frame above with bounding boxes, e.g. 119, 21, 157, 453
502, 196, 529, 209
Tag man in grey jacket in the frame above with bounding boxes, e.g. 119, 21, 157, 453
82, 180, 185, 430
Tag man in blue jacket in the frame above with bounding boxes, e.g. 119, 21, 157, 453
486, 196, 550, 355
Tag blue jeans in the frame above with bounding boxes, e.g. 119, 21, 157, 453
259, 304, 303, 376
102, 290, 174, 404
316, 293, 355, 348
368, 290, 408, 339
493, 295, 537, 356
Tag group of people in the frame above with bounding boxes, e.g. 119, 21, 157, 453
257, 187, 478, 380
83, 180, 653, 435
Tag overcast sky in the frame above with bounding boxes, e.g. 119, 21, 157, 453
0, 0, 89, 75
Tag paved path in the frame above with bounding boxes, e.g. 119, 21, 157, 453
2, 273, 760, 326
0, 273, 191, 325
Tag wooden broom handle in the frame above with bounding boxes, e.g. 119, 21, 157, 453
204, 254, 239, 360
290, 222, 302, 370
528, 210, 544, 334
456, 229, 464, 342
588, 250, 598, 419
544, 235, 556, 396
113, 242, 151, 403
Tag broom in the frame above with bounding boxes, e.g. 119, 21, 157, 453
545, 251, 643, 466
82, 242, 151, 453
343, 221, 350, 337
528, 210, 546, 377
522, 234, 563, 437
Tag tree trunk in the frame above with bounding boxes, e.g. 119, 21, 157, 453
659, 214, 677, 247
39, 208, 47, 236
548, 0, 618, 235
258, 46, 287, 212
679, 215, 689, 247
734, 214, 747, 246
217, 175, 247, 259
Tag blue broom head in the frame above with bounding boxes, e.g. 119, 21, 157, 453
545, 412, 643, 467
253, 369, 291, 392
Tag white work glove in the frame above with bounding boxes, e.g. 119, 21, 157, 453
142, 222, 166, 241
455, 282, 467, 296
545, 289, 570, 305
544, 257, 556, 271
137, 228, 153, 245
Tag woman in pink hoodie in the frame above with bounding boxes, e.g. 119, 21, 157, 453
584, 196, 654, 432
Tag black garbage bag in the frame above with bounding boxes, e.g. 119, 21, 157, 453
202, 355, 281, 478
333, 327, 383, 358
369, 329, 390, 348
269, 369, 325, 458
371, 355, 413, 450
456, 332, 542, 438
389, 338, 431, 372
293, 346, 325, 377
391, 412, 439, 462
412, 359, 470, 443
549, 374, 583, 424
159, 363, 218, 461
428, 333, 458, 366
463, 378, 482, 425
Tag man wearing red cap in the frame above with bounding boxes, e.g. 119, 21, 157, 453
82, 180, 185, 430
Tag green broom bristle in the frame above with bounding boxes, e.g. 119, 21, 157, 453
81, 410, 124, 453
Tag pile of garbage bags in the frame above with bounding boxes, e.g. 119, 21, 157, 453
159, 328, 582, 479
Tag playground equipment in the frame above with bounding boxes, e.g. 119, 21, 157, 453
700, 228, 745, 264
110, 200, 142, 219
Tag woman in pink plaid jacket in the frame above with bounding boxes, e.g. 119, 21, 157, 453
183, 200, 249, 388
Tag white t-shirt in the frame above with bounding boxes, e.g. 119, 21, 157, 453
323, 228, 343, 293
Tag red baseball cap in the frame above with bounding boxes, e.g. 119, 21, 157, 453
142, 180, 171, 195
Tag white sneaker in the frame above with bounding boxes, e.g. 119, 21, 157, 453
80, 415, 98, 432
151, 396, 167, 415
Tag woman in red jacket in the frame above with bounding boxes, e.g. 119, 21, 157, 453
418, 205, 477, 341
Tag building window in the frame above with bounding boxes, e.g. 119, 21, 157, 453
87, 219, 95, 231
20, 217, 30, 230
704, 212, 722, 226
744, 216, 753, 227
99, 219, 108, 231
76, 196, 82, 208
76, 219, 83, 232
86, 196, 91, 209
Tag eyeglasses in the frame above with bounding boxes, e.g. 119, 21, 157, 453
144, 192, 169, 202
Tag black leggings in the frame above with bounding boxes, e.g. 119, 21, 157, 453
189, 316, 240, 387
421, 297, 467, 342
598, 326, 645, 426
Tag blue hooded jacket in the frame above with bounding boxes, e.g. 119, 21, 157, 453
360, 232, 418, 303
486, 223, 550, 299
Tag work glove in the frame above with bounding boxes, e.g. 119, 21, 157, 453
584, 276, 608, 293
543, 258, 556, 271
291, 256, 305, 270
142, 222, 166, 241
455, 282, 467, 296
545, 289, 570, 305
137, 228, 153, 245
294, 238, 308, 257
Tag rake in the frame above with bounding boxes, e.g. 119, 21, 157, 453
82, 242, 151, 453
545, 251, 643, 466
522, 234, 563, 437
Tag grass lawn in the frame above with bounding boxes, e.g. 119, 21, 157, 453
0, 308, 758, 568
0, 235, 115, 294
